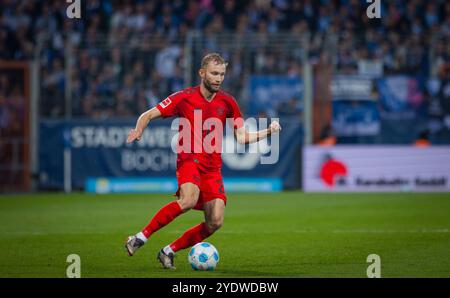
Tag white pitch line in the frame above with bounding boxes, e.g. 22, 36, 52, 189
168, 229, 450, 234
329, 229, 450, 234
1, 229, 449, 236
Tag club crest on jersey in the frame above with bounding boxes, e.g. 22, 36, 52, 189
160, 98, 172, 108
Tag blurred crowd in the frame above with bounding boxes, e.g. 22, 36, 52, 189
0, 0, 448, 120
0, 68, 26, 190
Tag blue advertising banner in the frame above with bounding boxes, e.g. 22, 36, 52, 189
247, 76, 303, 116
377, 76, 426, 120
331, 75, 377, 101
332, 101, 380, 137
331, 75, 380, 137
85, 177, 283, 194
39, 117, 302, 191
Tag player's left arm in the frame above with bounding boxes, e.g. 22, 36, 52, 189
227, 96, 281, 144
234, 121, 281, 145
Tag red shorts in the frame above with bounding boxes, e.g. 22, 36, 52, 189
175, 160, 227, 210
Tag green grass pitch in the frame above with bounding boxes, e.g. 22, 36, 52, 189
0, 192, 449, 277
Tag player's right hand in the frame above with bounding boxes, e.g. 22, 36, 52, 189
127, 129, 142, 143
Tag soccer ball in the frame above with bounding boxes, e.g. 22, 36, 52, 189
188, 242, 219, 271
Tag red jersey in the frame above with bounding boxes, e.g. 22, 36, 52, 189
156, 86, 244, 171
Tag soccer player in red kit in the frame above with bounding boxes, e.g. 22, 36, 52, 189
125, 53, 281, 269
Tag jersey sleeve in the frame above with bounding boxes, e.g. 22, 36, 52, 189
156, 91, 184, 118
227, 96, 244, 130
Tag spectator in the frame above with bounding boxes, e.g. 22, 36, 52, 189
318, 124, 337, 146
277, 97, 302, 117
414, 129, 431, 147
0, 0, 447, 125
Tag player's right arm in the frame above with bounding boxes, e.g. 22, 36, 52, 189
127, 91, 184, 143
126, 107, 162, 143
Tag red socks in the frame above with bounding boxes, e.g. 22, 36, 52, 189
169, 222, 212, 253
141, 201, 183, 238
141, 201, 213, 253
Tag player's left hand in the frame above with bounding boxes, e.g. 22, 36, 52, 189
269, 121, 281, 134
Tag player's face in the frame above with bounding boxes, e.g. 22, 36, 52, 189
200, 62, 226, 93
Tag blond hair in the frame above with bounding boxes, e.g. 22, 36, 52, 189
200, 53, 228, 69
